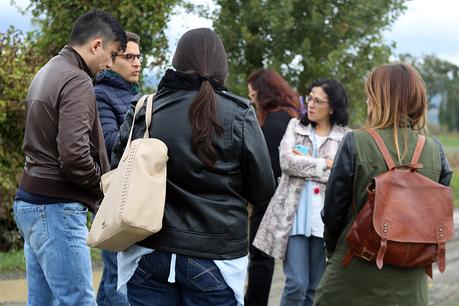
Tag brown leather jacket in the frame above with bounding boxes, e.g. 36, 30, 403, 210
20, 46, 109, 211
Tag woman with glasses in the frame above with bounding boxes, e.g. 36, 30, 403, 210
245, 68, 300, 306
254, 79, 350, 306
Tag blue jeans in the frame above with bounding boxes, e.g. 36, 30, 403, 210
96, 249, 128, 305
13, 200, 96, 306
281, 236, 326, 306
127, 250, 237, 306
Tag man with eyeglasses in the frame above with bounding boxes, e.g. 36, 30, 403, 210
94, 31, 142, 306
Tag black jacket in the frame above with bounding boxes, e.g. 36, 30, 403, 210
111, 69, 276, 259
262, 111, 293, 183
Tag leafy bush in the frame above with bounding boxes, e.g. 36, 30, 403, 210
0, 28, 44, 251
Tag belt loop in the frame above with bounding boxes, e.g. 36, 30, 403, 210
167, 253, 177, 283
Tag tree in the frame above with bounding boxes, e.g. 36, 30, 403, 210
213, 0, 407, 126
14, 0, 184, 66
400, 54, 459, 131
0, 28, 44, 250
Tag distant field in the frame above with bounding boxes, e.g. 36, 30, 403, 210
436, 133, 459, 154
435, 132, 459, 207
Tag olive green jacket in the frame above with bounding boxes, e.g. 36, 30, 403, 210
314, 128, 453, 306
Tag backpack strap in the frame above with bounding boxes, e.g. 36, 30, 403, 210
367, 130, 396, 170
410, 135, 426, 164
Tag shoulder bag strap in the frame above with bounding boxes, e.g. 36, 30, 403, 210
143, 94, 155, 138
121, 94, 154, 161
367, 129, 396, 170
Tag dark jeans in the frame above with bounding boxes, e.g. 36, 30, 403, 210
245, 204, 275, 306
96, 250, 129, 306
127, 251, 237, 306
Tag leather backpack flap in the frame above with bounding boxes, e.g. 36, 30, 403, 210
372, 169, 455, 244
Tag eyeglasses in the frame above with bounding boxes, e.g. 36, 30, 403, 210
116, 53, 144, 63
306, 95, 329, 106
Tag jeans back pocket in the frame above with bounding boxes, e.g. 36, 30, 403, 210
187, 258, 227, 292
13, 201, 48, 248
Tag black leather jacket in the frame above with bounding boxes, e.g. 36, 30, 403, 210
111, 70, 276, 259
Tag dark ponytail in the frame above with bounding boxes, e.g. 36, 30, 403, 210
172, 28, 228, 168
188, 80, 223, 167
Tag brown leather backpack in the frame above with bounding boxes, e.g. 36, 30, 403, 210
342, 129, 454, 277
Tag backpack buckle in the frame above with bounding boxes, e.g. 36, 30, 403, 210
361, 249, 374, 261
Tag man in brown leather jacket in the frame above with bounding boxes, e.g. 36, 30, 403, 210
13, 10, 126, 305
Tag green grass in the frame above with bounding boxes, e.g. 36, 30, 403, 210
91, 248, 102, 263
436, 133, 459, 156
0, 248, 102, 274
0, 249, 26, 273
451, 168, 459, 208
436, 133, 459, 147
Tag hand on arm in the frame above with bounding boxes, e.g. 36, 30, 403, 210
279, 119, 327, 178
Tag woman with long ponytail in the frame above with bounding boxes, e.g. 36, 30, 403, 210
171, 28, 226, 168
111, 28, 276, 305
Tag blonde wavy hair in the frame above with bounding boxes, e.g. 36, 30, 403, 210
364, 63, 428, 161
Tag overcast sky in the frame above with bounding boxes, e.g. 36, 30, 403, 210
1, 0, 459, 66
383, 0, 459, 65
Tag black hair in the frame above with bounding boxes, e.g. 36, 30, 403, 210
126, 31, 140, 44
172, 28, 227, 168
300, 78, 349, 127
69, 10, 127, 52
